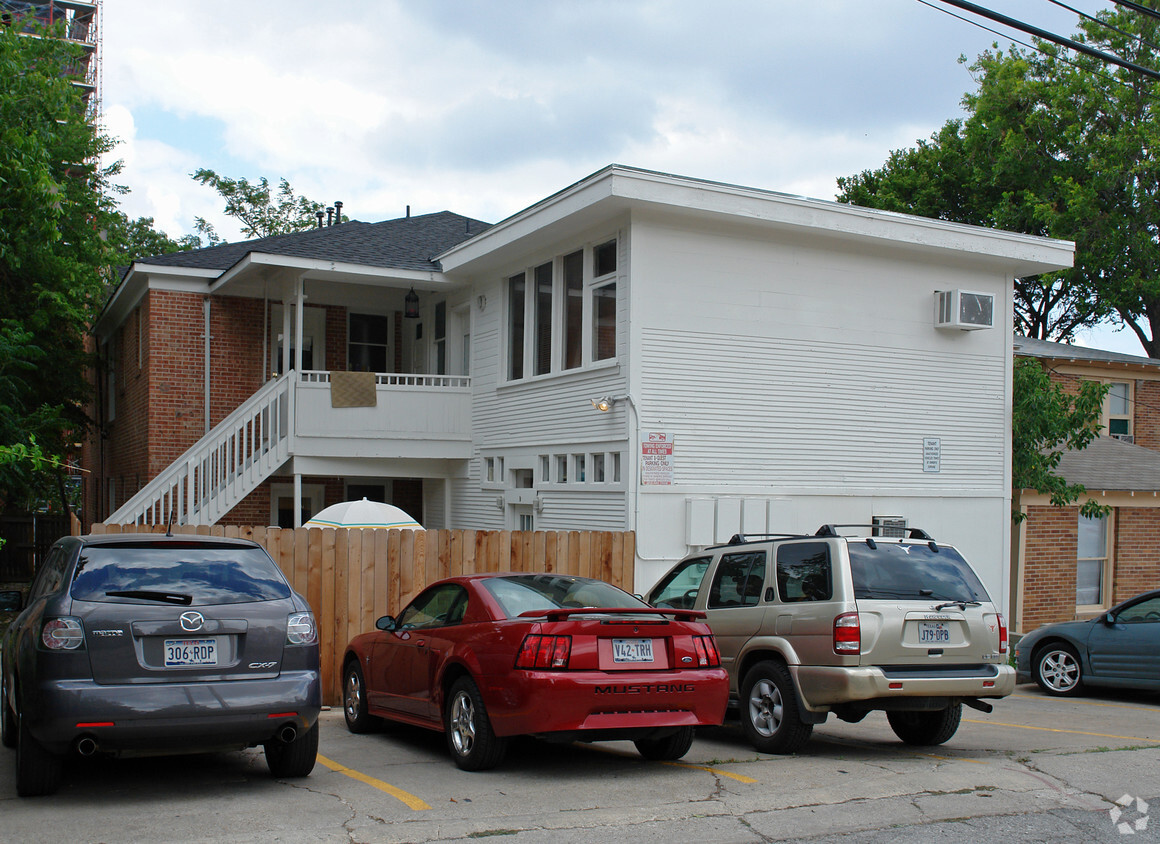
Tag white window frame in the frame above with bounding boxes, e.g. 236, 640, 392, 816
503, 236, 620, 383
1077, 510, 1114, 611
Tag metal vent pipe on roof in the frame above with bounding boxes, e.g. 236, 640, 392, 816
326, 207, 334, 226
334, 200, 343, 223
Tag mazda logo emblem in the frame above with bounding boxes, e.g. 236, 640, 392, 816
180, 611, 204, 632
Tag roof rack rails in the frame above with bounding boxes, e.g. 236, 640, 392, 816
723, 533, 809, 546
814, 524, 935, 541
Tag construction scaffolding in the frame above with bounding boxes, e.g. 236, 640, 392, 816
2, 0, 100, 117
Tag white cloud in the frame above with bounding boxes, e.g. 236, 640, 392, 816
98, 0, 1114, 241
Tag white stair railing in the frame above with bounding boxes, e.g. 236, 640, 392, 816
107, 372, 294, 526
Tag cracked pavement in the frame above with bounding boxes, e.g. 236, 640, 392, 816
1, 688, 1157, 842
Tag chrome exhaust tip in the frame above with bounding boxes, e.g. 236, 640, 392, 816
277, 724, 297, 744
75, 736, 98, 757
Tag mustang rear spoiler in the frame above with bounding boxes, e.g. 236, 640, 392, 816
518, 607, 707, 621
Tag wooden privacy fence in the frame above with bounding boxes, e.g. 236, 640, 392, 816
88, 524, 636, 706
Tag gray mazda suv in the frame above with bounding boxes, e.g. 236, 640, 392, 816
1, 533, 321, 796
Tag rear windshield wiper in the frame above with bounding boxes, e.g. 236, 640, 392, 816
933, 600, 981, 611
105, 590, 193, 605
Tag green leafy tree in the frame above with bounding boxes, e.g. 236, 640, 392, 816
1012, 358, 1108, 521
0, 17, 120, 515
191, 169, 331, 244
838, 5, 1160, 353
106, 213, 201, 265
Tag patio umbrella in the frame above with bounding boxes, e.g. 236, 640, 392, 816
303, 498, 424, 530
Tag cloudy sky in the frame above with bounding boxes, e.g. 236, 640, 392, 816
99, 0, 1138, 352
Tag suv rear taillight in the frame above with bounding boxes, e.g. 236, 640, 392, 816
286, 612, 318, 645
997, 612, 1008, 655
693, 635, 721, 667
42, 618, 85, 650
515, 634, 571, 669
833, 612, 860, 654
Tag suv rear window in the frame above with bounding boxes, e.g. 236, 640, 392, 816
70, 543, 292, 606
847, 541, 990, 603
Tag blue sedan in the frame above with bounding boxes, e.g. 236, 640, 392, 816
1015, 590, 1160, 696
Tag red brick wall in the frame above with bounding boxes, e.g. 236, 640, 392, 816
1021, 505, 1079, 631
208, 296, 266, 427
1134, 379, 1160, 451
1109, 507, 1160, 603
326, 306, 347, 371
146, 290, 208, 476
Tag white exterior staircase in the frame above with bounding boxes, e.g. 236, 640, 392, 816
107, 372, 293, 527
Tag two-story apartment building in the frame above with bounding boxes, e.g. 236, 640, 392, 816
1012, 336, 1160, 633
87, 165, 1074, 603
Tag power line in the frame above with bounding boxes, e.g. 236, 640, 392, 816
1049, 0, 1160, 53
1108, 0, 1160, 22
931, 0, 1160, 79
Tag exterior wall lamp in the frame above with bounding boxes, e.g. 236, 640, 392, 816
590, 395, 631, 412
404, 287, 420, 318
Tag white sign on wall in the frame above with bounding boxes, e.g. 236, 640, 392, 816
641, 431, 675, 485
923, 437, 941, 473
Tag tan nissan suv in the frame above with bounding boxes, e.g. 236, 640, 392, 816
646, 525, 1013, 753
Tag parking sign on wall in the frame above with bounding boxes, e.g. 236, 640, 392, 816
641, 431, 675, 485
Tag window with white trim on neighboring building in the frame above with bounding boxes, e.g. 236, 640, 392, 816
1077, 512, 1111, 608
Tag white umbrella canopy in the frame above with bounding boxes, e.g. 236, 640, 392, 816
303, 498, 424, 530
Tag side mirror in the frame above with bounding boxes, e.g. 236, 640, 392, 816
375, 615, 396, 631
1102, 612, 1116, 626
0, 590, 23, 612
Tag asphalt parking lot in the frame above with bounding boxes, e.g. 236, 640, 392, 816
2, 685, 1159, 843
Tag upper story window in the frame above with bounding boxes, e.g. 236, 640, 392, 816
349, 313, 390, 372
505, 238, 619, 382
1106, 381, 1132, 439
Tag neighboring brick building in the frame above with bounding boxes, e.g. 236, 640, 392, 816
1013, 336, 1160, 633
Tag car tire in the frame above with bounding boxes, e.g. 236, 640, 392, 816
444, 676, 507, 771
343, 661, 379, 734
264, 721, 319, 779
886, 703, 962, 746
739, 660, 813, 754
16, 710, 63, 797
1, 672, 16, 750
1034, 643, 1084, 696
634, 726, 695, 761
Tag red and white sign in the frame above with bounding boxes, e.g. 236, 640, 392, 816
641, 431, 675, 485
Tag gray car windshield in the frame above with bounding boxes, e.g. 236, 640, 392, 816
71, 543, 291, 605
484, 574, 650, 619
848, 541, 990, 603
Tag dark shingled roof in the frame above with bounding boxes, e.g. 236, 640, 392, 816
1056, 436, 1160, 491
136, 211, 492, 274
1013, 334, 1160, 367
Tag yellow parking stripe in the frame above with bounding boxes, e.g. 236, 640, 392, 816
316, 754, 432, 810
964, 719, 1160, 744
1011, 693, 1159, 711
662, 761, 758, 783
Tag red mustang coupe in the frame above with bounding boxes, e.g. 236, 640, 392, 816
341, 573, 728, 770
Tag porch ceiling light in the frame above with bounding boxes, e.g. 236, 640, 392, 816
404, 287, 420, 319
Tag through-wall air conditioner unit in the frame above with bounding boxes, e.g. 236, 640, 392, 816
1111, 433, 1135, 444
934, 289, 994, 330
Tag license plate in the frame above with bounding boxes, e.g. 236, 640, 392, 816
917, 622, 951, 644
164, 638, 218, 667
612, 638, 654, 663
